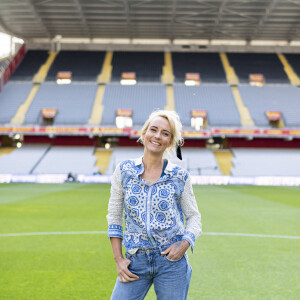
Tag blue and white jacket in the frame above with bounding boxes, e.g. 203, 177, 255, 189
107, 157, 202, 251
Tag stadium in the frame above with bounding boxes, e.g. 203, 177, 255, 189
0, 0, 299, 299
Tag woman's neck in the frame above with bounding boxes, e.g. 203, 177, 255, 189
142, 151, 164, 171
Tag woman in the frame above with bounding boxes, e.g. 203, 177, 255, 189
107, 110, 202, 300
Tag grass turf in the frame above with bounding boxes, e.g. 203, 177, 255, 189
0, 183, 299, 299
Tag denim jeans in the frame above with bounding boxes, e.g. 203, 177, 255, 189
110, 246, 192, 300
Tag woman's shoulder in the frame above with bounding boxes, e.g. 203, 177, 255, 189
166, 160, 190, 181
116, 157, 142, 172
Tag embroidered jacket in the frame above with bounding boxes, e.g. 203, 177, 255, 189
107, 157, 202, 251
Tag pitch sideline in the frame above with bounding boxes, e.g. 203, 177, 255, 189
0, 231, 299, 239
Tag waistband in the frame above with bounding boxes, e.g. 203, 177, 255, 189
127, 243, 171, 256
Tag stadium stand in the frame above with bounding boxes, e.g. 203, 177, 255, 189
172, 52, 227, 83
111, 51, 164, 82
0, 144, 49, 174
101, 83, 167, 126
33, 146, 98, 175
284, 54, 300, 78
10, 50, 49, 81
23, 82, 98, 125
0, 82, 33, 123
231, 148, 300, 176
105, 147, 221, 175
238, 85, 300, 127
226, 53, 289, 84
173, 84, 241, 127
45, 50, 105, 81
105, 147, 144, 175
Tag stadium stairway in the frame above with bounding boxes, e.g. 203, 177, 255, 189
161, 52, 174, 84
165, 85, 175, 111
94, 148, 113, 174
213, 150, 234, 175
162, 52, 175, 111
278, 54, 300, 85
88, 85, 105, 125
10, 84, 40, 124
231, 86, 255, 127
220, 53, 254, 127
220, 53, 239, 85
10, 51, 58, 125
97, 51, 113, 83
89, 52, 113, 125
32, 51, 58, 83
0, 147, 15, 158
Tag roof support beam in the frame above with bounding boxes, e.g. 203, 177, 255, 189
251, 0, 279, 40
25, 0, 51, 38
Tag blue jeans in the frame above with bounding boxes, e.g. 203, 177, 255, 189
110, 246, 192, 300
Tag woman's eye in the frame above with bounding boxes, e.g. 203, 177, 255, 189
150, 128, 156, 132
163, 132, 169, 136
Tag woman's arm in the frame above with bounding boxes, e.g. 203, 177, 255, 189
179, 175, 202, 251
110, 237, 139, 282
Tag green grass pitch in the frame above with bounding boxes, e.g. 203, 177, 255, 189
0, 183, 299, 299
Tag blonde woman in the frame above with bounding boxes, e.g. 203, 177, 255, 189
107, 110, 202, 300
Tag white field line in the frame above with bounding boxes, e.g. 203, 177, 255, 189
0, 231, 299, 239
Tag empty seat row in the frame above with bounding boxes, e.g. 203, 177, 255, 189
9, 50, 300, 83
1, 82, 300, 127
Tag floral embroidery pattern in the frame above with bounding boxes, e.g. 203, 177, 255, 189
107, 157, 202, 251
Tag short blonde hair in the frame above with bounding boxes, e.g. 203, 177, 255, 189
138, 110, 183, 157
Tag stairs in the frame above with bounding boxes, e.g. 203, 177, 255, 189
220, 53, 239, 85
213, 150, 234, 175
32, 51, 58, 83
94, 149, 113, 174
278, 54, 300, 85
0, 147, 15, 158
88, 85, 106, 125
161, 52, 174, 84
97, 51, 113, 83
10, 84, 40, 124
165, 85, 175, 111
10, 51, 58, 125
231, 86, 255, 127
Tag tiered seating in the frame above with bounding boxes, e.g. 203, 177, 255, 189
101, 84, 166, 126
111, 51, 164, 82
173, 84, 241, 127
172, 52, 226, 83
231, 148, 300, 176
227, 53, 289, 84
105, 147, 221, 175
105, 147, 144, 174
33, 146, 98, 174
0, 144, 49, 174
10, 50, 49, 81
171, 148, 221, 175
238, 85, 300, 127
23, 82, 98, 125
284, 54, 300, 78
46, 51, 105, 81
0, 82, 33, 123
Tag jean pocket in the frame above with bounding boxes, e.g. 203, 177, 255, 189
164, 254, 184, 262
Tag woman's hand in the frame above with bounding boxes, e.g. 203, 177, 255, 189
115, 257, 139, 283
161, 240, 190, 261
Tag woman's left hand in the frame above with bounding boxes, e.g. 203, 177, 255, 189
161, 240, 190, 261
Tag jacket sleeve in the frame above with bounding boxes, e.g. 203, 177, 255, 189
106, 163, 124, 239
180, 174, 202, 251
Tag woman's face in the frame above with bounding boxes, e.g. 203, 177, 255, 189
143, 116, 172, 156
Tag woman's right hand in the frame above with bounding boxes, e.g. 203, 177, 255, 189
116, 257, 139, 283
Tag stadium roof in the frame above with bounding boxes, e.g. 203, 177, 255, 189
0, 0, 300, 46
